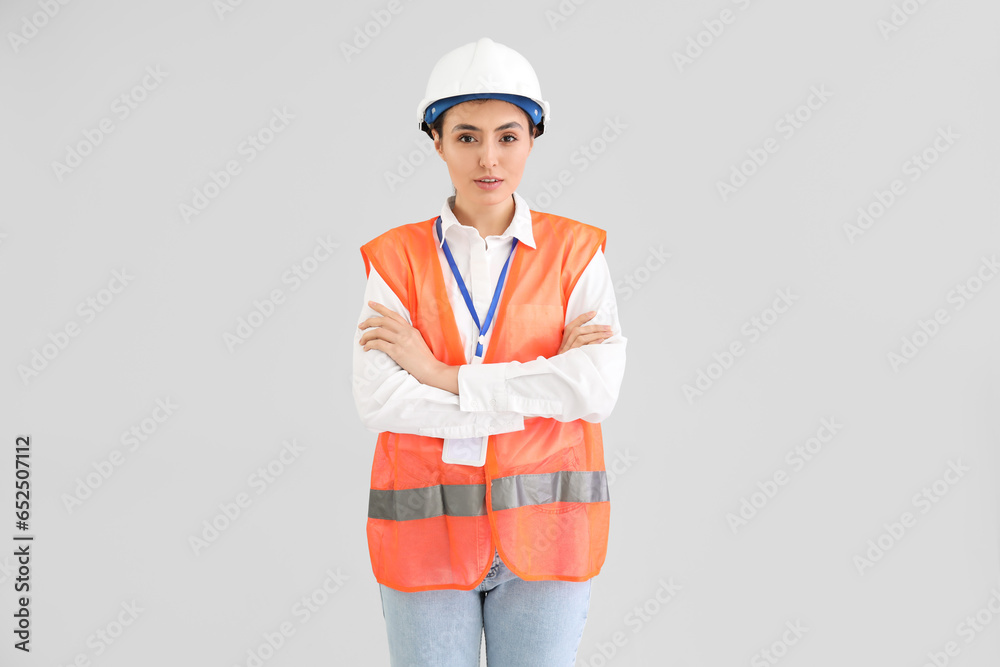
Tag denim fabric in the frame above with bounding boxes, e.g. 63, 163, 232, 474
378, 550, 592, 666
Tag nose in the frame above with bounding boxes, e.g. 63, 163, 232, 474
479, 141, 498, 168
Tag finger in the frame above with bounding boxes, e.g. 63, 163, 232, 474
359, 327, 397, 346
361, 316, 402, 336
563, 328, 583, 348
566, 333, 594, 350
363, 338, 391, 354
368, 301, 405, 324
359, 317, 394, 332
366, 302, 392, 321
568, 310, 598, 327
577, 332, 611, 345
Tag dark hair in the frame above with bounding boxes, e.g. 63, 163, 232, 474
430, 98, 539, 141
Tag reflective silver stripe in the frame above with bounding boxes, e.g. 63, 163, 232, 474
491, 470, 609, 511
368, 484, 486, 521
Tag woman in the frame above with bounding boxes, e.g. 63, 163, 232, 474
352, 37, 627, 666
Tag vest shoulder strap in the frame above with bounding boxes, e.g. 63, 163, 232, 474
529, 210, 607, 302
359, 217, 436, 308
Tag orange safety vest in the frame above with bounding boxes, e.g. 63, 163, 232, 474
359, 209, 610, 592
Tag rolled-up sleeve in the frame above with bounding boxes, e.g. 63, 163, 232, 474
456, 248, 627, 423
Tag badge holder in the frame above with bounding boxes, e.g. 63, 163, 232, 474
442, 436, 489, 467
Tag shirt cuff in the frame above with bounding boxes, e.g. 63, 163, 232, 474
417, 413, 525, 439
458, 363, 510, 412
457, 362, 564, 418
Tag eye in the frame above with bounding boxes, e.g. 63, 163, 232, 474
458, 134, 476, 143
500, 134, 518, 143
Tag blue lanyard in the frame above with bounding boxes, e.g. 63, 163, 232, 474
435, 216, 518, 360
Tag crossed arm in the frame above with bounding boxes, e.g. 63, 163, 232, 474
351, 249, 627, 438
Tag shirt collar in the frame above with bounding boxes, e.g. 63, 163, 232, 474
436, 191, 536, 249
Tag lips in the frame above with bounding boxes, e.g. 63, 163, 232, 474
474, 177, 503, 191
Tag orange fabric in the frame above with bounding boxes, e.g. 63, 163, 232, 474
360, 209, 609, 591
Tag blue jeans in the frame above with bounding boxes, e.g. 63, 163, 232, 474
378, 549, 592, 666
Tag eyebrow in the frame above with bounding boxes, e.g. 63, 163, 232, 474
450, 121, 524, 133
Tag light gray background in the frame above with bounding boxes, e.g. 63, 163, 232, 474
2, 0, 999, 665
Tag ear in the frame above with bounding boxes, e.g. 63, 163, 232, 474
432, 130, 445, 159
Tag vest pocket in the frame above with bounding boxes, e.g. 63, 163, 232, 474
504, 448, 586, 515
530, 500, 582, 515
503, 303, 564, 360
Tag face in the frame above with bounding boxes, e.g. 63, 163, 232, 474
432, 99, 534, 207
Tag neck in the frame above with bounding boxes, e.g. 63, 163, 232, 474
451, 194, 515, 239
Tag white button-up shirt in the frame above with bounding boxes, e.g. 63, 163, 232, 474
352, 191, 627, 440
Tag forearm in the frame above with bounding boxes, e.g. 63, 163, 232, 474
422, 362, 460, 395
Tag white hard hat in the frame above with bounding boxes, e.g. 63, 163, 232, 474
417, 37, 550, 139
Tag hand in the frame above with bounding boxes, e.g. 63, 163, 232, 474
358, 301, 444, 385
557, 310, 613, 355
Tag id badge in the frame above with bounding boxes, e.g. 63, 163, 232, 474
442, 436, 488, 467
